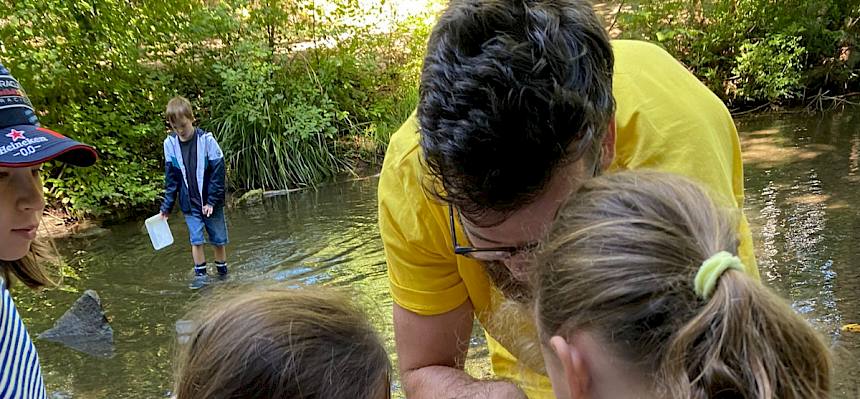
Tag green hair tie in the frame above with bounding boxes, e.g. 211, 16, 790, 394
694, 251, 745, 300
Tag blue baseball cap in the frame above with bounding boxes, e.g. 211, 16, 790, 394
0, 63, 97, 167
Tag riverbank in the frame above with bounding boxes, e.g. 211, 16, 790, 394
40, 210, 106, 240
40, 166, 384, 239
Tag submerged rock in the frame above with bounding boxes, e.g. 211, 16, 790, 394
235, 189, 264, 205
38, 290, 115, 358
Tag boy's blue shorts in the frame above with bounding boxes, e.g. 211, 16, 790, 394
183, 207, 229, 246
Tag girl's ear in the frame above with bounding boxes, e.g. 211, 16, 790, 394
549, 335, 591, 399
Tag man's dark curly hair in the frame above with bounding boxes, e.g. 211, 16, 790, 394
418, 0, 615, 223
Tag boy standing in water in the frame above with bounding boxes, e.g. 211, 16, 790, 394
160, 96, 229, 289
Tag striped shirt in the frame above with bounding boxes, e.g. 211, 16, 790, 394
0, 277, 46, 399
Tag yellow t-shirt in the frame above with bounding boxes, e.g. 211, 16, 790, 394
378, 40, 759, 398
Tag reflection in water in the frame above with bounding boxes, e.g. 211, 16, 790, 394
10, 107, 860, 398
850, 131, 859, 177
779, 170, 839, 331
741, 109, 860, 396
741, 128, 834, 168
755, 169, 841, 335
757, 177, 781, 282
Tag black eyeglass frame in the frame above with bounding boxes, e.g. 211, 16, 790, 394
445, 149, 602, 260
448, 204, 539, 260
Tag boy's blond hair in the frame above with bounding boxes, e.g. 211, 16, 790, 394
166, 96, 194, 124
535, 170, 832, 398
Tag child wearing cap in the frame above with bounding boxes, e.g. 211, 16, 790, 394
533, 171, 831, 399
0, 62, 98, 398
159, 96, 228, 290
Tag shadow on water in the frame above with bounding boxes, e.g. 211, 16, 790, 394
12, 107, 860, 398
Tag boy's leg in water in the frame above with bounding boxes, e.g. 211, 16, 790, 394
190, 245, 209, 289
214, 246, 228, 280
204, 207, 229, 279
191, 245, 207, 265
185, 213, 210, 289
213, 245, 226, 264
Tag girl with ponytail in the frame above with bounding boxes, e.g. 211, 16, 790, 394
533, 170, 831, 399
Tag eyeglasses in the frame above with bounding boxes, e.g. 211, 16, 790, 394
448, 204, 539, 261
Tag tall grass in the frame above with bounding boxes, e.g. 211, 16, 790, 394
210, 103, 343, 190
202, 23, 429, 191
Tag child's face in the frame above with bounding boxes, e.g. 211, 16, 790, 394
169, 115, 194, 136
0, 166, 45, 261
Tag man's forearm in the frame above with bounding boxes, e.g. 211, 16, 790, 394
402, 366, 526, 399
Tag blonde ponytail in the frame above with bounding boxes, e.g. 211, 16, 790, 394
662, 270, 830, 398
534, 170, 831, 398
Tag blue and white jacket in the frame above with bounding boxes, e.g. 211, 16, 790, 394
160, 128, 226, 215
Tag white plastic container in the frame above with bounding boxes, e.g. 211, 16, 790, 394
145, 214, 174, 250
175, 319, 194, 345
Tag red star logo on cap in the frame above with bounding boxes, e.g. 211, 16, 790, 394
5, 129, 25, 142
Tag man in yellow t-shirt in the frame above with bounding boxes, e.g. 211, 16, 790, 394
378, 1, 758, 398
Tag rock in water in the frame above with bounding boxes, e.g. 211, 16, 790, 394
38, 290, 115, 358
235, 189, 264, 206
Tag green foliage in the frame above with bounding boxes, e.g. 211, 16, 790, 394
618, 0, 860, 105
733, 34, 806, 101
1, 0, 439, 216
207, 40, 342, 189
0, 0, 194, 216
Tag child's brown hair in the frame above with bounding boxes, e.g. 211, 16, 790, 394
534, 170, 831, 398
1, 239, 57, 289
174, 285, 390, 399
166, 96, 194, 125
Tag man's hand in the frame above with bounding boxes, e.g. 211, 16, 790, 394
202, 204, 214, 217
160, 211, 169, 220
488, 382, 529, 399
395, 301, 529, 398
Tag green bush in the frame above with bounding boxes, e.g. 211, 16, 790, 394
733, 33, 806, 101
618, 0, 859, 105
0, 0, 196, 216
207, 40, 343, 190
201, 2, 435, 190
1, 0, 440, 216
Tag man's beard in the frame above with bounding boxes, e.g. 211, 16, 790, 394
483, 260, 533, 303
481, 260, 546, 373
